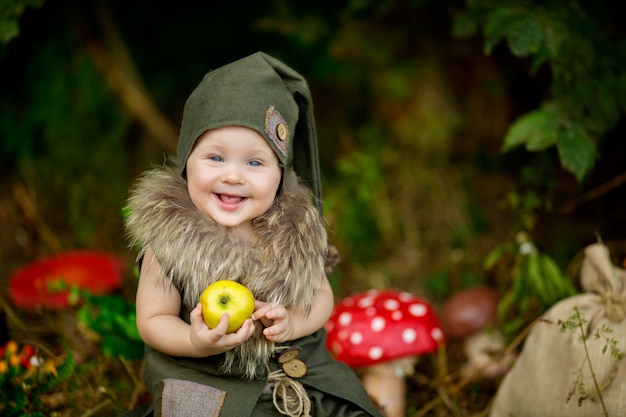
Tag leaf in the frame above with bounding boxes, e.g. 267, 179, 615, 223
483, 7, 521, 55
483, 16, 507, 55
539, 253, 576, 300
556, 124, 597, 181
507, 17, 542, 57
502, 108, 558, 152
497, 291, 515, 323
525, 253, 548, 303
0, 18, 18, 44
483, 245, 504, 270
0, 0, 46, 45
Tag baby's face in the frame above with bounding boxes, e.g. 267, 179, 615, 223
186, 126, 282, 239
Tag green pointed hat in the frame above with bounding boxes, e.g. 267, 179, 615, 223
177, 52, 323, 213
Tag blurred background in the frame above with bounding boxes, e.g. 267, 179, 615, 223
0, 0, 624, 415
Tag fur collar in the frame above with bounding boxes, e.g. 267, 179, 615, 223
125, 164, 328, 378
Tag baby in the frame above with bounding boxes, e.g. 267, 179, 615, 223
125, 52, 383, 417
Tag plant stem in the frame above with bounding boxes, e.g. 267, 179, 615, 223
573, 307, 608, 416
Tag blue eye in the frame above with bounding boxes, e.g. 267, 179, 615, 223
249, 160, 261, 167
210, 155, 222, 162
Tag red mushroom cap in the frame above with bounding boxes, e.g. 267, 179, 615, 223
9, 250, 124, 310
324, 289, 445, 367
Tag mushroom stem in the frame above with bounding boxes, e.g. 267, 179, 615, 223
359, 357, 417, 417
461, 329, 514, 380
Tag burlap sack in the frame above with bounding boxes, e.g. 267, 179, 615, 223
490, 243, 626, 417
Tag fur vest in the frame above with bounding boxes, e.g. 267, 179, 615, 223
125, 164, 328, 379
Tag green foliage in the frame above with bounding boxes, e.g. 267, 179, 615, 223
503, 104, 559, 151
0, 341, 75, 417
594, 325, 624, 361
454, 0, 625, 181
46, 280, 144, 360
560, 307, 623, 414
324, 149, 386, 265
503, 103, 597, 181
29, 345, 75, 401
0, 0, 44, 45
76, 292, 144, 360
486, 232, 577, 338
46, 278, 143, 359
0, 22, 132, 246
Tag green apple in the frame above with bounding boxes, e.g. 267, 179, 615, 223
199, 280, 255, 333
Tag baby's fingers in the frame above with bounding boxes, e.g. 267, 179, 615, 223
215, 318, 255, 348
252, 302, 272, 320
263, 321, 287, 343
190, 303, 207, 327
264, 305, 287, 320
201, 313, 230, 342
211, 313, 230, 333
233, 319, 256, 340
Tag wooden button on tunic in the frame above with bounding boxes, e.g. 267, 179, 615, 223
281, 358, 307, 378
277, 347, 307, 378
277, 347, 301, 363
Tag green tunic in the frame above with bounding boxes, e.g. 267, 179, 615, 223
136, 328, 382, 417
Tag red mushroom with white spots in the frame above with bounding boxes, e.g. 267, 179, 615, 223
325, 289, 445, 417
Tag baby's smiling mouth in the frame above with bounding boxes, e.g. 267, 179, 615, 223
216, 193, 247, 205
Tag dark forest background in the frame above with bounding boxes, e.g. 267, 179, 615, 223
0, 0, 625, 415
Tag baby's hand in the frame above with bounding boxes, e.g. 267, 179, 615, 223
188, 303, 255, 356
252, 301, 294, 343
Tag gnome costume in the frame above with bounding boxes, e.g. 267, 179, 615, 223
124, 52, 383, 417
